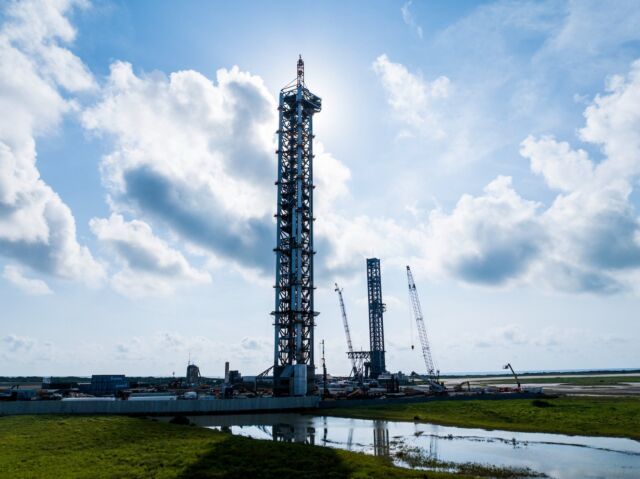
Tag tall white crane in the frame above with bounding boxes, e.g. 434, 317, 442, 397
406, 266, 438, 380
335, 283, 358, 377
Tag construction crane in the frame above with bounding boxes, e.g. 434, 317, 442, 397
406, 266, 445, 392
503, 363, 521, 389
335, 283, 358, 377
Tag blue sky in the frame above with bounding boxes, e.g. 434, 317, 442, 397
1, 0, 639, 377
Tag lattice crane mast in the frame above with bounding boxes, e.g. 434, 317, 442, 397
406, 266, 438, 380
335, 283, 358, 377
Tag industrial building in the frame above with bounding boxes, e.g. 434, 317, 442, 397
78, 375, 129, 396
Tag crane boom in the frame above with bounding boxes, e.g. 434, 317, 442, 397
335, 283, 358, 376
503, 363, 521, 389
406, 266, 437, 379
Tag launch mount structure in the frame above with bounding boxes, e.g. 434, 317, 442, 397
272, 57, 322, 396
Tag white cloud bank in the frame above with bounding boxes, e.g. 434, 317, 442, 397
0, 1, 354, 296
113, 331, 271, 374
0, 0, 102, 284
3, 264, 52, 295
419, 176, 544, 286
375, 56, 640, 294
373, 54, 450, 138
90, 214, 211, 297
1, 333, 54, 364
3, 0, 639, 300
82, 62, 279, 276
82, 59, 353, 286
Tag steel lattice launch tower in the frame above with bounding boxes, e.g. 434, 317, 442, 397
367, 258, 386, 378
272, 57, 322, 396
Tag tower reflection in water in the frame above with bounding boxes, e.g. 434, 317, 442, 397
373, 420, 390, 457
371, 420, 440, 461
272, 423, 316, 445
428, 425, 439, 460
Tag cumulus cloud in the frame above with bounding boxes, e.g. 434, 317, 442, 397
519, 60, 640, 292
521, 136, 594, 192
420, 176, 543, 286
370, 56, 640, 294
0, 0, 103, 284
2, 334, 37, 354
82, 62, 278, 275
3, 264, 52, 295
372, 53, 505, 172
82, 60, 356, 283
1, 334, 54, 363
90, 213, 211, 296
373, 54, 450, 138
113, 332, 271, 374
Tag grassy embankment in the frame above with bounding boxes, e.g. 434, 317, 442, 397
0, 415, 475, 479
328, 396, 640, 440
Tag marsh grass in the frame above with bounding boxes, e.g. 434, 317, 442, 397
395, 446, 546, 478
474, 376, 640, 386
327, 396, 640, 440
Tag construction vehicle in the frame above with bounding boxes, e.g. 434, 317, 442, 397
503, 363, 521, 390
406, 266, 446, 393
454, 381, 471, 392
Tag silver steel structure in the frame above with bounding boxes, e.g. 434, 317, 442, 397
272, 57, 322, 395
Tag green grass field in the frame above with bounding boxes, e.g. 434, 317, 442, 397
0, 415, 471, 479
328, 397, 640, 440
2, 398, 637, 477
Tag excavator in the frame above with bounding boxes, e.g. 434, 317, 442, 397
503, 362, 521, 390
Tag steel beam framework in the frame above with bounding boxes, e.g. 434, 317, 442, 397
347, 350, 371, 379
406, 265, 437, 378
272, 57, 321, 395
335, 283, 361, 377
366, 258, 386, 378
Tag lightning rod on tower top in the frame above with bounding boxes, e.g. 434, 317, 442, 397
297, 55, 304, 86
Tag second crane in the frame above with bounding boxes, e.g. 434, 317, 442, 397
406, 265, 444, 392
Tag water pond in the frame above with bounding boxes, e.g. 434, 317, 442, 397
182, 413, 640, 479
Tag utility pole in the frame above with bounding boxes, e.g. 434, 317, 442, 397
321, 340, 328, 398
